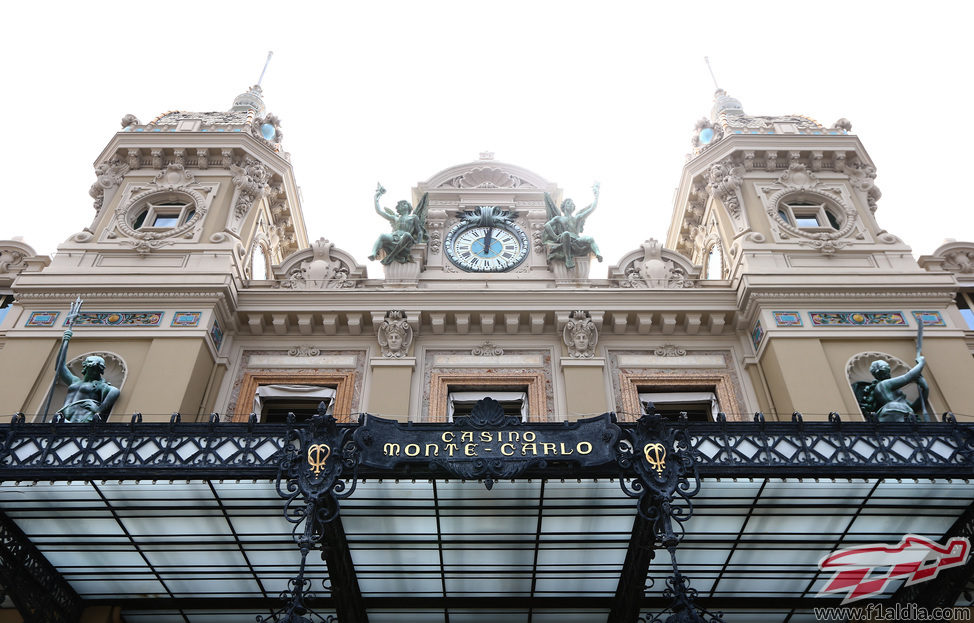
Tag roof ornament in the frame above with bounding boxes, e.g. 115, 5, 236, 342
230, 51, 273, 116
704, 57, 744, 120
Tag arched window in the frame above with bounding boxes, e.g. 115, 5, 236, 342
250, 244, 269, 279
706, 244, 723, 280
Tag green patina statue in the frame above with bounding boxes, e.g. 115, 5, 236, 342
55, 329, 120, 422
368, 183, 429, 265
853, 357, 930, 423
542, 182, 603, 269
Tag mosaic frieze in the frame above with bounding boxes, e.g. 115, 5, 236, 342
809, 312, 906, 326
70, 312, 164, 327
912, 311, 946, 327
171, 312, 202, 327
25, 311, 60, 327
772, 312, 802, 327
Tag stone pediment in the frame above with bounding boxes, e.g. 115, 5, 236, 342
0, 240, 49, 287
273, 238, 367, 289
423, 161, 552, 192
919, 241, 974, 283
608, 239, 700, 288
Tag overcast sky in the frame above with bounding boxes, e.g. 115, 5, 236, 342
4, 1, 972, 277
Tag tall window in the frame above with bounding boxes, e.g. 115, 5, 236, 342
250, 244, 268, 279
706, 244, 723, 280
0, 293, 12, 326
958, 291, 974, 330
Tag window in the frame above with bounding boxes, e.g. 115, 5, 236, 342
253, 384, 336, 423
0, 293, 12, 326
779, 199, 841, 230
429, 372, 546, 423
958, 291, 974, 330
131, 197, 196, 231
250, 244, 269, 279
235, 372, 355, 422
706, 244, 723, 280
639, 391, 719, 422
447, 387, 528, 421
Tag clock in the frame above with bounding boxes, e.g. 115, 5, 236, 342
444, 209, 529, 272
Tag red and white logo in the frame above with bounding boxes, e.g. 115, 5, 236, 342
818, 534, 969, 603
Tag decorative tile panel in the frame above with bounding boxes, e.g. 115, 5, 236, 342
171, 312, 202, 327
210, 320, 224, 350
751, 320, 764, 350
809, 312, 906, 326
772, 311, 802, 327
71, 312, 164, 327
25, 311, 60, 327
912, 311, 946, 327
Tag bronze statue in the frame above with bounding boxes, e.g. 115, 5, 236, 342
854, 357, 929, 423
368, 183, 429, 265
542, 182, 603, 269
54, 330, 120, 422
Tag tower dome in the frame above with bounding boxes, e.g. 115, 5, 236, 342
231, 84, 266, 116
710, 88, 744, 120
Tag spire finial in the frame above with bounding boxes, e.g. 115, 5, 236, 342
257, 51, 273, 87
704, 56, 720, 90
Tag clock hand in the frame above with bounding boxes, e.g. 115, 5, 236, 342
483, 227, 493, 255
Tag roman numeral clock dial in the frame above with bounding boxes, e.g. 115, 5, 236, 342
445, 213, 529, 273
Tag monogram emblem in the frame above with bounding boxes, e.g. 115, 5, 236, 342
307, 443, 332, 476
643, 442, 666, 476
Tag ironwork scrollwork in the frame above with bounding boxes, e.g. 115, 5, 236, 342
620, 411, 723, 623
263, 403, 360, 623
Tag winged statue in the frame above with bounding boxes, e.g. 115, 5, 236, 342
542, 182, 603, 269
368, 183, 430, 265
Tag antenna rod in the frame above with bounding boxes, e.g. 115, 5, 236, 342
257, 51, 274, 87
704, 56, 720, 90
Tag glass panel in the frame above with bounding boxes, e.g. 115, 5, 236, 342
152, 214, 180, 227
794, 215, 821, 227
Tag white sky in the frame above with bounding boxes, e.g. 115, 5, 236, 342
4, 1, 972, 276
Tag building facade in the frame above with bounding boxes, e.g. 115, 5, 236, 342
0, 84, 973, 622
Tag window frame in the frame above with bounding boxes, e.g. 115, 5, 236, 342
429, 372, 545, 423
132, 197, 196, 232
234, 372, 355, 422
619, 372, 741, 422
779, 199, 842, 232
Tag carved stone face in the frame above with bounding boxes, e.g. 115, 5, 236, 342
573, 331, 589, 352
387, 331, 403, 352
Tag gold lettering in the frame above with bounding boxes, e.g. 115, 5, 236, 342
559, 442, 574, 456
576, 441, 593, 455
445, 443, 459, 456
464, 443, 478, 457
425, 444, 439, 457
405, 444, 421, 457
522, 431, 536, 442
508, 431, 520, 442
521, 443, 537, 456
383, 443, 401, 456
442, 431, 455, 443
480, 431, 492, 442
461, 432, 473, 443
541, 442, 557, 455
501, 443, 515, 456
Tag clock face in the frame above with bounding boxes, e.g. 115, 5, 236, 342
445, 222, 529, 272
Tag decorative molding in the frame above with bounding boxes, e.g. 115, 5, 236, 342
772, 311, 803, 327
275, 238, 363, 290
440, 166, 532, 190
288, 345, 321, 357
612, 239, 699, 289
564, 310, 598, 359
71, 311, 164, 327
654, 345, 687, 357
89, 159, 129, 212
706, 157, 748, 232
471, 341, 504, 357
809, 311, 906, 326
377, 310, 412, 358
171, 311, 202, 327
227, 157, 272, 235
